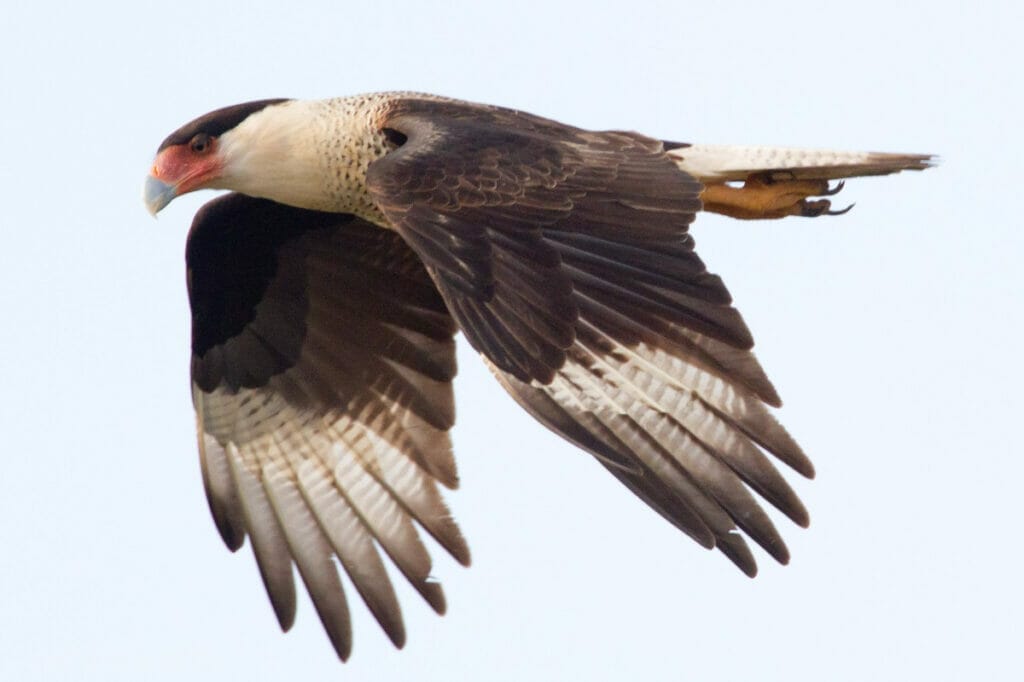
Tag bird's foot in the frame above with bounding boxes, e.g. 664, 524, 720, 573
700, 174, 854, 220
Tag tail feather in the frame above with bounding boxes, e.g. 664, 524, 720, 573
668, 144, 935, 183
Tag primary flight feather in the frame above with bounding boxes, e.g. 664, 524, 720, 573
145, 92, 931, 660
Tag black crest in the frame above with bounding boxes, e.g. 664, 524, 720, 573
157, 98, 291, 151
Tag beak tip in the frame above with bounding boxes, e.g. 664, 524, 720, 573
144, 174, 176, 216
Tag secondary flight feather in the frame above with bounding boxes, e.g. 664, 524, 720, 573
145, 92, 932, 660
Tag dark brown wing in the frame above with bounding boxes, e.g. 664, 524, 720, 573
187, 193, 469, 660
367, 97, 813, 576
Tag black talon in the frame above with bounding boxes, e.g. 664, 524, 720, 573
799, 199, 830, 217
826, 202, 855, 216
823, 180, 846, 196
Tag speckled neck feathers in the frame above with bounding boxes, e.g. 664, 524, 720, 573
215, 95, 406, 226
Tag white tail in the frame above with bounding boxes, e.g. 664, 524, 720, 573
668, 144, 935, 183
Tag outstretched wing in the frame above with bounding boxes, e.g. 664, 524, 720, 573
187, 193, 469, 660
367, 97, 813, 576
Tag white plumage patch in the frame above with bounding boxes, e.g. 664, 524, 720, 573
215, 100, 360, 214
669, 144, 933, 182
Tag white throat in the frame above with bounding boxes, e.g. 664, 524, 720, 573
214, 100, 332, 212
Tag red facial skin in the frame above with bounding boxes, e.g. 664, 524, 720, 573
150, 137, 223, 196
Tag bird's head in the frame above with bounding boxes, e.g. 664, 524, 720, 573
144, 99, 291, 215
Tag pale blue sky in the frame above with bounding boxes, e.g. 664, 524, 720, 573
1, 1, 1020, 680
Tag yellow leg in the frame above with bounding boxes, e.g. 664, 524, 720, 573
700, 175, 852, 220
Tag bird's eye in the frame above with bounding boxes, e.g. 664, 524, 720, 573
190, 134, 212, 154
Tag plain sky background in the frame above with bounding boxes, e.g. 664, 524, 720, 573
1, 1, 1020, 680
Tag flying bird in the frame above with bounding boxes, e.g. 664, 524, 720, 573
145, 92, 931, 660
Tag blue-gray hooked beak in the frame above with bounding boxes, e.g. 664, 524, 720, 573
144, 175, 177, 216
